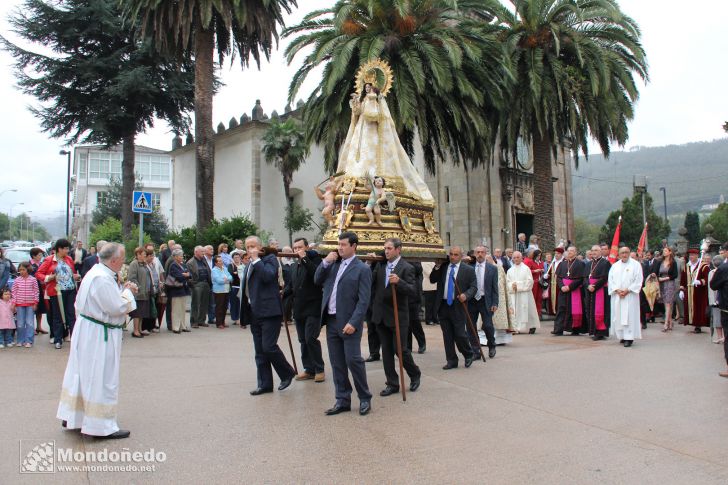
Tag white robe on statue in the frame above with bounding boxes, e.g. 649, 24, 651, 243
57, 263, 136, 436
608, 258, 643, 341
506, 263, 541, 333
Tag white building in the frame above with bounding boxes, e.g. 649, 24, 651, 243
70, 144, 173, 243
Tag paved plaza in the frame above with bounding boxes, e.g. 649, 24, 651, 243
1, 318, 727, 484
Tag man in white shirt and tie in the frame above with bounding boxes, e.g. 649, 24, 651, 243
468, 245, 499, 359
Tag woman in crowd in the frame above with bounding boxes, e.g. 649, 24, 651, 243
228, 251, 243, 325
142, 248, 162, 334
127, 247, 152, 338
708, 255, 725, 344
28, 247, 49, 335
653, 246, 678, 332
166, 249, 191, 333
218, 243, 232, 267
211, 255, 232, 328
36, 239, 79, 349
145, 243, 166, 330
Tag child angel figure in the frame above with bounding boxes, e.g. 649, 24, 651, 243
365, 175, 393, 226
314, 177, 342, 226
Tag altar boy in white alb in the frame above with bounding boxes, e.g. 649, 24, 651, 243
57, 243, 138, 439
608, 247, 643, 347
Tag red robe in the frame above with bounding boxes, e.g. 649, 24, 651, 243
680, 261, 709, 327
524, 257, 544, 315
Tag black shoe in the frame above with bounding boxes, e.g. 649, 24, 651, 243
90, 429, 130, 440
365, 355, 380, 362
359, 401, 371, 416
409, 377, 421, 392
418, 344, 426, 354
624, 340, 633, 347
379, 385, 399, 397
325, 404, 351, 416
198, 323, 210, 327
694, 328, 702, 333
570, 332, 580, 336
529, 328, 536, 334
620, 339, 625, 343
641, 324, 647, 329
592, 335, 605, 341
442, 363, 458, 370
464, 356, 474, 368
182, 329, 191, 332
249, 388, 273, 396
551, 331, 563, 336
488, 347, 496, 358
278, 377, 293, 391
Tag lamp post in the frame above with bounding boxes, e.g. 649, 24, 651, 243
60, 149, 72, 237
21, 211, 32, 240
9, 202, 24, 239
659, 187, 668, 244
0, 188, 18, 199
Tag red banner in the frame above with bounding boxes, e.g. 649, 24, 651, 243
637, 223, 648, 258
608, 216, 622, 263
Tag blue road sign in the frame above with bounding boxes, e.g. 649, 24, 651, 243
132, 191, 153, 214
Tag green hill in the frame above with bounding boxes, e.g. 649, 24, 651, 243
571, 138, 728, 231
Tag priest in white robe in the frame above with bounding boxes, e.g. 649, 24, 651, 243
506, 251, 541, 334
608, 247, 644, 347
57, 243, 138, 439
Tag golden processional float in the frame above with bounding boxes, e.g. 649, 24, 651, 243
314, 59, 446, 259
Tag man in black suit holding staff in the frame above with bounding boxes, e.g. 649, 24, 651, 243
430, 246, 478, 369
368, 238, 422, 397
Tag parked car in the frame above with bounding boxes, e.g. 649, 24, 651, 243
5, 247, 46, 267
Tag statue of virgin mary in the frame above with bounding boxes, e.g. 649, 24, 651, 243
336, 59, 434, 204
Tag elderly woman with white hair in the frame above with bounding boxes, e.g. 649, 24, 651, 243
166, 249, 191, 333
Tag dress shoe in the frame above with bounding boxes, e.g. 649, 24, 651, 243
90, 429, 131, 440
551, 331, 563, 336
592, 335, 605, 341
55, 342, 62, 349
623, 340, 633, 347
365, 355, 380, 363
198, 323, 210, 327
295, 372, 314, 381
379, 385, 399, 397
464, 356, 474, 368
325, 404, 351, 415
278, 377, 293, 391
442, 363, 458, 370
570, 332, 580, 336
249, 388, 273, 396
314, 372, 325, 383
173, 330, 181, 334
182, 329, 191, 332
191, 324, 199, 328
488, 347, 496, 358
529, 328, 536, 334
694, 327, 702, 334
418, 345, 426, 354
359, 401, 371, 415
409, 377, 421, 392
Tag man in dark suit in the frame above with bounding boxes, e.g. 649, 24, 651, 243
70, 240, 87, 273
709, 243, 728, 378
369, 238, 422, 397
468, 245, 499, 359
79, 240, 106, 278
314, 232, 373, 416
285, 237, 325, 383
430, 246, 478, 369
241, 236, 296, 395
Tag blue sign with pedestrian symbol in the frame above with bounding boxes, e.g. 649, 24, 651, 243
132, 191, 153, 214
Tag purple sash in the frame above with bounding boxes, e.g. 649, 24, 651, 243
589, 277, 606, 331
563, 278, 583, 329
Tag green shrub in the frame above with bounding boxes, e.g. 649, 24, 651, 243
167, 214, 264, 258
89, 217, 151, 262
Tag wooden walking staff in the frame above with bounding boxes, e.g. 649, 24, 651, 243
454, 280, 487, 363
283, 318, 298, 374
390, 283, 407, 402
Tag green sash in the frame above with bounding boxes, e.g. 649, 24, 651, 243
80, 313, 126, 342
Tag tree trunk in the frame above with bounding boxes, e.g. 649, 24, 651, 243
284, 178, 292, 245
194, 23, 215, 230
121, 133, 136, 239
532, 132, 555, 251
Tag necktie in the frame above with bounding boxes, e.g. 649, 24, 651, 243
447, 264, 456, 305
244, 264, 251, 299
385, 263, 393, 287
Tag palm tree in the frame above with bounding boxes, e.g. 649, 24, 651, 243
262, 117, 310, 244
284, 0, 508, 173
483, 0, 648, 249
124, 0, 297, 230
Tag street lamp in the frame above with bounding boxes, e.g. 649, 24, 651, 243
0, 188, 18, 199
9, 202, 24, 239
60, 149, 72, 237
21, 211, 32, 240
659, 187, 668, 244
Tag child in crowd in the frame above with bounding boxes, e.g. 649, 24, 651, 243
0, 288, 15, 348
11, 262, 39, 348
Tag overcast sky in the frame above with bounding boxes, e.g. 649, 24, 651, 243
0, 0, 726, 219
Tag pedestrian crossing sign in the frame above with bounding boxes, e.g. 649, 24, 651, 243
132, 191, 153, 214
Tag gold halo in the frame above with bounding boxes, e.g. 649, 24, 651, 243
355, 58, 394, 97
